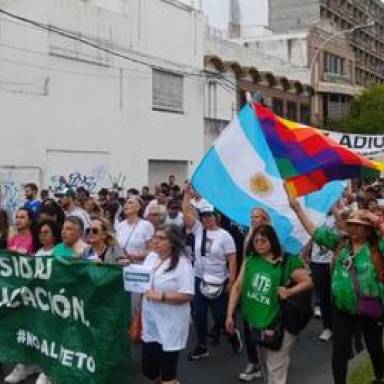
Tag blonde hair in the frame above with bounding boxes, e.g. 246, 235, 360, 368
92, 216, 117, 247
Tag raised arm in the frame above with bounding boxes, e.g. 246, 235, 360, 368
182, 183, 198, 230
284, 182, 316, 236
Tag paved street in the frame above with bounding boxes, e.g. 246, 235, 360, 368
0, 317, 333, 384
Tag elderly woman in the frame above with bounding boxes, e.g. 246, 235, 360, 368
83, 216, 125, 264
286, 185, 384, 384
141, 225, 194, 384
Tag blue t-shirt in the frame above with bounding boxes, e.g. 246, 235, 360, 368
24, 200, 43, 217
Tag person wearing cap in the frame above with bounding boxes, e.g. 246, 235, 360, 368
286, 185, 384, 384
182, 184, 239, 361
55, 188, 91, 232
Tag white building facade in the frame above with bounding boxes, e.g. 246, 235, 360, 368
0, 0, 204, 213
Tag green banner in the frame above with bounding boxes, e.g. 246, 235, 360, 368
0, 251, 131, 384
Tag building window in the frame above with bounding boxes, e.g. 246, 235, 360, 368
324, 52, 345, 75
272, 97, 284, 117
300, 104, 310, 124
152, 69, 184, 113
286, 101, 297, 121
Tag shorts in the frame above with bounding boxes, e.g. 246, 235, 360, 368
142, 341, 180, 381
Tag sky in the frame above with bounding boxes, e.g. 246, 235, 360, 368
201, 0, 268, 30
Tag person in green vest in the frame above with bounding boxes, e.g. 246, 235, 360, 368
286, 185, 384, 384
226, 224, 312, 384
52, 216, 88, 259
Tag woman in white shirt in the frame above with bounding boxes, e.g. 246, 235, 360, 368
142, 225, 194, 384
115, 197, 154, 265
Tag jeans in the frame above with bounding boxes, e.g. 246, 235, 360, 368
310, 262, 332, 330
192, 277, 228, 346
243, 320, 259, 365
332, 306, 384, 384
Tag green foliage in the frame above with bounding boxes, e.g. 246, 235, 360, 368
332, 85, 384, 134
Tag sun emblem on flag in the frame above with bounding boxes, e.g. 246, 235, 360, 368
249, 173, 273, 196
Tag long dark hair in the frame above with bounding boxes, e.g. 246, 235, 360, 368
37, 220, 62, 247
0, 209, 9, 237
17, 207, 39, 253
247, 224, 282, 260
157, 224, 186, 272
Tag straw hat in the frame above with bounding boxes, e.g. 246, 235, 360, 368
346, 210, 374, 227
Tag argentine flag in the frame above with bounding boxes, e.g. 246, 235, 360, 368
192, 104, 345, 254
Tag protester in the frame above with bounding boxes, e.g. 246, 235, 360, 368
76, 186, 90, 208
182, 185, 240, 360
39, 200, 66, 228
83, 216, 125, 264
115, 197, 154, 265
35, 220, 62, 256
40, 189, 50, 202
84, 197, 102, 217
142, 225, 194, 384
165, 199, 184, 227
141, 186, 155, 208
24, 183, 43, 219
287, 186, 384, 384
7, 207, 38, 254
5, 210, 39, 383
239, 207, 271, 382
52, 216, 88, 258
146, 203, 166, 230
55, 188, 91, 231
0, 209, 10, 249
226, 224, 313, 384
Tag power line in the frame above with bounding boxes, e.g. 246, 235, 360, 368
0, 8, 204, 79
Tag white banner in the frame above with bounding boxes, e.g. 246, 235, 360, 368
324, 131, 384, 159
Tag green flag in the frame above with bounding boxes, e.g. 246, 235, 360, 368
0, 251, 131, 384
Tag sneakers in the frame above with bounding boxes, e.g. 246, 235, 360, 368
314, 305, 322, 318
188, 345, 210, 361
239, 363, 262, 382
36, 373, 52, 384
4, 364, 39, 383
229, 328, 243, 355
319, 329, 333, 342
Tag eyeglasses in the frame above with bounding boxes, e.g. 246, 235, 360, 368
39, 231, 52, 236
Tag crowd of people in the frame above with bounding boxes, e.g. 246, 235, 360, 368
0, 175, 384, 384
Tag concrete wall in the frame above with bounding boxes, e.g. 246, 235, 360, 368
269, 0, 320, 32
0, 0, 204, 210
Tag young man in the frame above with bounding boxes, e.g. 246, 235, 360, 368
24, 183, 43, 219
55, 188, 91, 232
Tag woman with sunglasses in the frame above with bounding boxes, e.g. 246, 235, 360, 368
83, 217, 125, 264
286, 185, 384, 384
141, 225, 194, 384
226, 224, 312, 384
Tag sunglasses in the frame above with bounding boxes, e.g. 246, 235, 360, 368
86, 227, 102, 236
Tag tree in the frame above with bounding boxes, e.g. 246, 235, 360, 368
331, 85, 384, 134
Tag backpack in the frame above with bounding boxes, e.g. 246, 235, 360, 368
280, 253, 313, 335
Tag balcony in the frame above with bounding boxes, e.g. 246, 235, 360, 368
323, 72, 352, 84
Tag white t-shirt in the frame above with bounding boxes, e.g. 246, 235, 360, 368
191, 221, 236, 281
116, 219, 154, 256
35, 247, 54, 257
142, 252, 194, 351
165, 212, 184, 227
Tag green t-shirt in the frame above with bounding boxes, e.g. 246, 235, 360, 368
313, 227, 384, 314
52, 243, 76, 258
241, 254, 303, 329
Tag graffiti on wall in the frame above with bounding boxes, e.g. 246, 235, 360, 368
48, 165, 109, 195
0, 168, 40, 223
